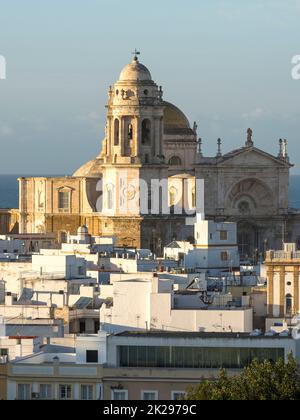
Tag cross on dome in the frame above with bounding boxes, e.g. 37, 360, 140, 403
132, 49, 141, 61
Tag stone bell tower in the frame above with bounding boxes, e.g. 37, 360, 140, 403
101, 50, 165, 165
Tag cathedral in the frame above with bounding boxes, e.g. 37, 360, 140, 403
18, 53, 300, 257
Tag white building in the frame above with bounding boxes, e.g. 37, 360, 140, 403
164, 241, 194, 261
0, 235, 25, 259
163, 215, 240, 275
100, 275, 253, 333
6, 332, 107, 400
0, 336, 41, 363
5, 330, 300, 400
184, 215, 240, 274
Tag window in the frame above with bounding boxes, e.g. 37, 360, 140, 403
286, 294, 293, 315
128, 124, 133, 141
141, 391, 158, 400
171, 391, 186, 401
86, 350, 98, 363
81, 385, 94, 400
142, 119, 151, 144
191, 189, 196, 208
59, 231, 67, 244
114, 119, 120, 145
18, 384, 30, 400
238, 201, 250, 214
80, 321, 85, 333
58, 191, 70, 210
118, 345, 285, 369
40, 384, 52, 400
59, 384, 72, 400
112, 390, 128, 400
0, 349, 8, 356
221, 252, 229, 262
220, 230, 228, 241
168, 156, 182, 166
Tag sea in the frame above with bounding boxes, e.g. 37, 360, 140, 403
1, 174, 300, 209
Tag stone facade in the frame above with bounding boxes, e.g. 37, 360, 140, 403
265, 247, 300, 319
15, 55, 300, 256
0, 209, 19, 235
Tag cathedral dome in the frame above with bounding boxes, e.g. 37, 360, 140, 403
163, 101, 193, 135
119, 57, 152, 82
73, 157, 102, 177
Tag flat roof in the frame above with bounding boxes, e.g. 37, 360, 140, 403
114, 331, 292, 340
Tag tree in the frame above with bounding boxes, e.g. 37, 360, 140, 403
186, 354, 300, 400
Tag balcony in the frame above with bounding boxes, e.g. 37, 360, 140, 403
266, 251, 300, 262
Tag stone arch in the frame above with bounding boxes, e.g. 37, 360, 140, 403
168, 156, 182, 166
142, 119, 151, 145
225, 178, 275, 215
286, 293, 293, 316
114, 118, 120, 146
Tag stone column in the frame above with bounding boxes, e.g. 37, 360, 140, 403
294, 266, 299, 315
153, 117, 160, 158
267, 266, 274, 316
279, 266, 285, 317
107, 117, 112, 157
151, 117, 155, 158
160, 117, 164, 156
120, 117, 125, 156
135, 116, 140, 157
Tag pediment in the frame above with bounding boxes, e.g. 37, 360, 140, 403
218, 147, 291, 168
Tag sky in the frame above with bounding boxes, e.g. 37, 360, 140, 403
0, 0, 300, 174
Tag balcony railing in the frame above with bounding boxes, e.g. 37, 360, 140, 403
266, 251, 300, 261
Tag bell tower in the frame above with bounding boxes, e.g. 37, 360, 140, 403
101, 51, 165, 165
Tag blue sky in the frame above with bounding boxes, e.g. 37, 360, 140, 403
0, 0, 300, 174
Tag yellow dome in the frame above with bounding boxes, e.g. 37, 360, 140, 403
119, 57, 152, 82
163, 101, 191, 131
73, 158, 102, 177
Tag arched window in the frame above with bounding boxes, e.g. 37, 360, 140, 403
114, 119, 120, 146
142, 119, 151, 145
128, 123, 133, 141
286, 294, 293, 315
168, 156, 182, 166
238, 201, 250, 215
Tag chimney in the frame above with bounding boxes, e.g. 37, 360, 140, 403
5, 292, 14, 306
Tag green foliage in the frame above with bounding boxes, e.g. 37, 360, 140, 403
186, 354, 300, 400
